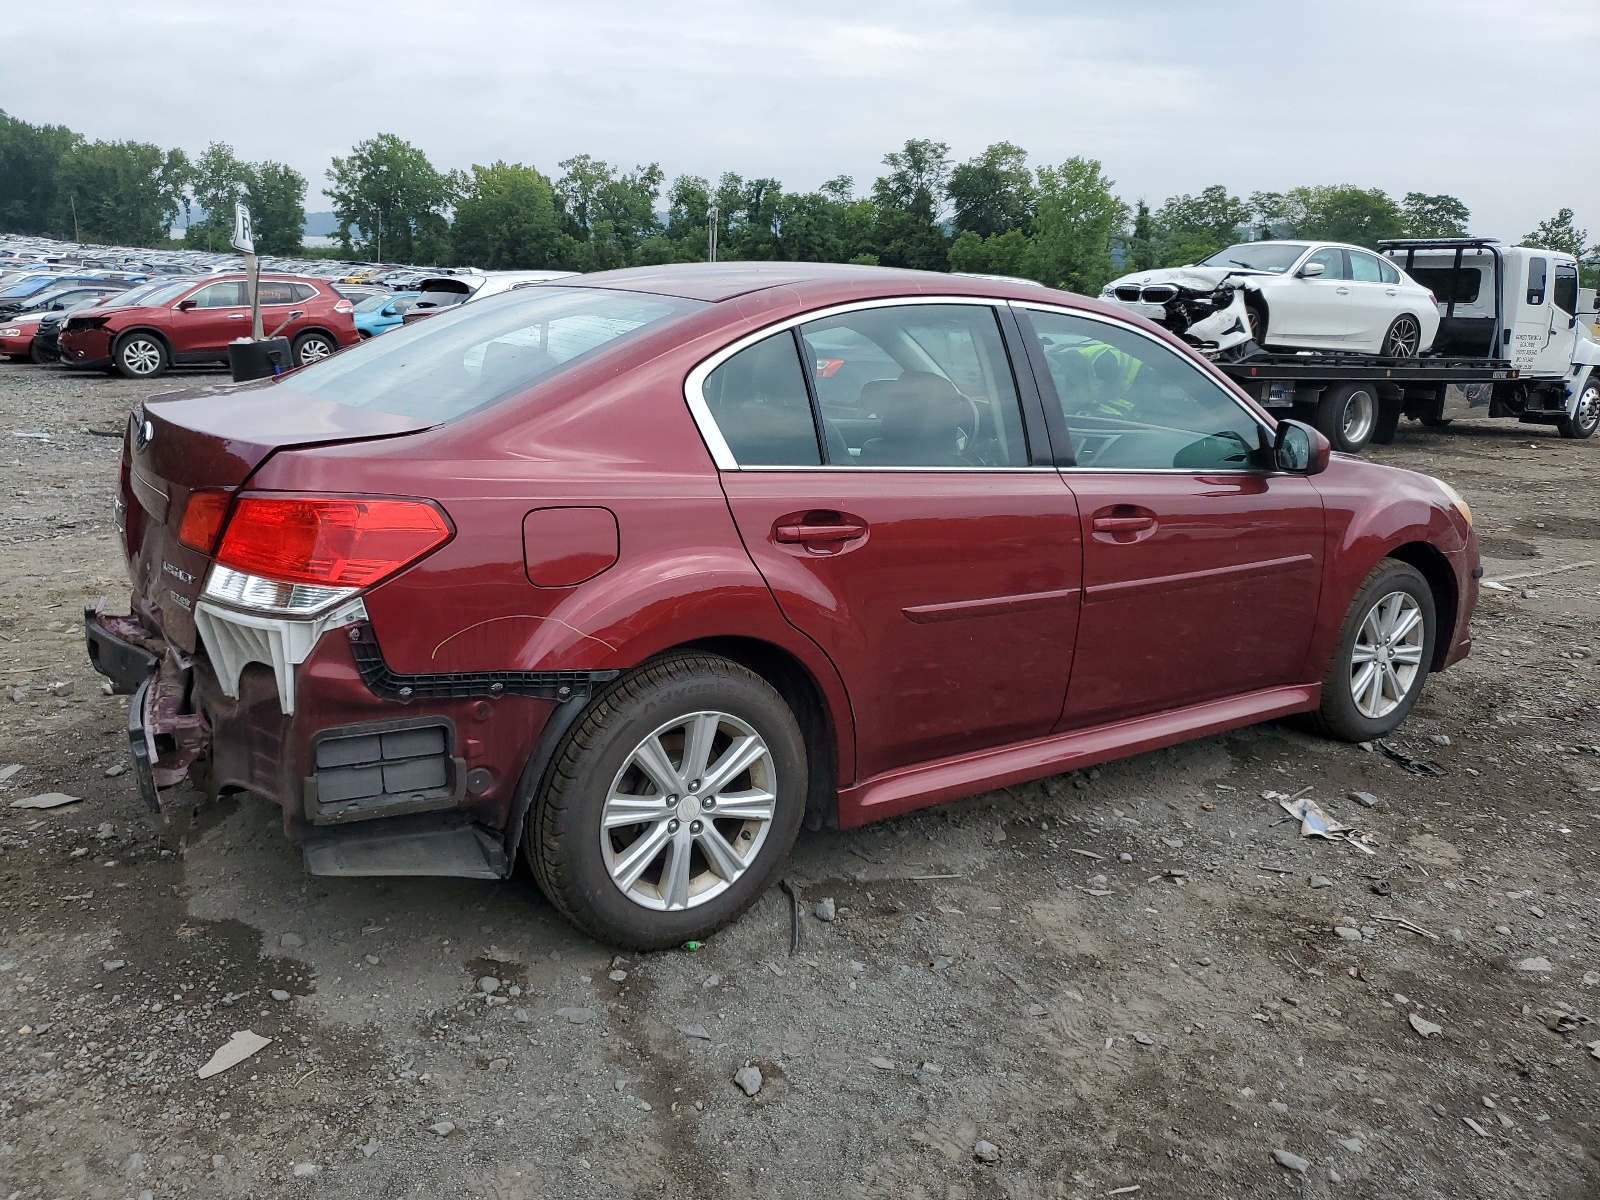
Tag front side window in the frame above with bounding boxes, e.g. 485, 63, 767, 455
1527, 257, 1547, 306
701, 331, 820, 466
191, 281, 246, 308
1303, 247, 1347, 280
796, 304, 1029, 466
1349, 251, 1385, 283
1022, 308, 1263, 471
287, 285, 703, 422
1554, 262, 1578, 316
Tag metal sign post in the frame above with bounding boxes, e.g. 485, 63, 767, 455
231, 203, 261, 340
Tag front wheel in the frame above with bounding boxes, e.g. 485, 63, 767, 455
1557, 374, 1600, 440
113, 332, 168, 379
1381, 314, 1422, 358
1316, 383, 1378, 453
291, 331, 337, 366
1309, 559, 1436, 741
527, 653, 807, 950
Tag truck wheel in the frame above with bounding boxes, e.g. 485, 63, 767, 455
1308, 559, 1436, 742
1557, 374, 1600, 439
1316, 383, 1378, 453
526, 652, 807, 950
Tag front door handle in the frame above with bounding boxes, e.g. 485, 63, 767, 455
1091, 515, 1155, 533
1336, 287, 1350, 295
226, 312, 247, 319
1091, 504, 1158, 543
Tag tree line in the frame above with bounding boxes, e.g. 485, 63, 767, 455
2, 111, 1592, 294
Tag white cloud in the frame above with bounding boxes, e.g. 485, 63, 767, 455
4, 0, 1595, 241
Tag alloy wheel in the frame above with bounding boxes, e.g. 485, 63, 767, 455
1349, 590, 1425, 719
121, 338, 162, 375
599, 710, 777, 911
1384, 316, 1421, 357
297, 336, 334, 365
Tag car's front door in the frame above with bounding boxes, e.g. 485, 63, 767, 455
1267, 247, 1351, 347
175, 280, 249, 356
1014, 305, 1325, 728
702, 301, 1082, 781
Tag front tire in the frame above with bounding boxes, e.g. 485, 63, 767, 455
527, 653, 807, 950
291, 331, 336, 366
1381, 314, 1422, 358
1557, 373, 1600, 440
1246, 303, 1268, 348
113, 332, 168, 379
1309, 559, 1436, 742
1316, 383, 1378, 453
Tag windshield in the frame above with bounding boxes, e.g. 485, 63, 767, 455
0, 275, 57, 298
287, 285, 706, 421
99, 282, 171, 307
1198, 243, 1310, 273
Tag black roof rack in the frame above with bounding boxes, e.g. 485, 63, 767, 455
1377, 237, 1500, 249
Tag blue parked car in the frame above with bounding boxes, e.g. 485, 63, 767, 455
353, 291, 420, 338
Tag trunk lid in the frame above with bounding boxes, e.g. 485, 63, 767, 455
124, 380, 435, 651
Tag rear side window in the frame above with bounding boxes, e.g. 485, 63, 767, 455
257, 281, 296, 305
1022, 308, 1263, 471
1349, 251, 1385, 283
1554, 262, 1578, 315
1527, 257, 1547, 306
701, 332, 821, 466
1377, 257, 1401, 285
290, 283, 320, 302
287, 285, 704, 422
191, 281, 246, 308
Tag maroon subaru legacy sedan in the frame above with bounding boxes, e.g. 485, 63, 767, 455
86, 262, 1478, 948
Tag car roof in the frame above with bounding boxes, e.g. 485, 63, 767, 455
564, 261, 1057, 304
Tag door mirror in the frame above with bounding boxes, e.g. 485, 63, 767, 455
176, 299, 196, 311
50, 302, 65, 310
1297, 261, 1325, 278
381, 306, 395, 316
1274, 419, 1330, 474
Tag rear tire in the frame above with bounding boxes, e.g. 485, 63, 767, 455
1308, 559, 1436, 742
527, 652, 807, 950
113, 332, 168, 379
1316, 383, 1378, 453
1381, 314, 1423, 358
1557, 373, 1600, 440
291, 331, 336, 366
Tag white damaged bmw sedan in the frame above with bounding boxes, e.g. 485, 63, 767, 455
1103, 241, 1440, 360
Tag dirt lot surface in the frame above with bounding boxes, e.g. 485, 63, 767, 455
1, 366, 1597, 1199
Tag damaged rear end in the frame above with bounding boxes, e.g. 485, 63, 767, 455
86, 383, 441, 821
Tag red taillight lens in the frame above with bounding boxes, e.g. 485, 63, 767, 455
333, 299, 354, 314
215, 496, 451, 588
178, 489, 231, 551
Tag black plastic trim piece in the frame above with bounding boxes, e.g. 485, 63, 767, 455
126, 677, 160, 814
85, 606, 159, 695
346, 621, 619, 704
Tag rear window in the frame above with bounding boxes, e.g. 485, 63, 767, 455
287, 285, 705, 421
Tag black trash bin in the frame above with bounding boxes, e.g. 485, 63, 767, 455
228, 337, 292, 383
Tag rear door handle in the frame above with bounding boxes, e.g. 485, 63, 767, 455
226, 312, 247, 319
776, 520, 868, 544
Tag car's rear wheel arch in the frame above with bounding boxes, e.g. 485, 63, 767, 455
675, 636, 838, 830
292, 327, 340, 364
1383, 541, 1458, 671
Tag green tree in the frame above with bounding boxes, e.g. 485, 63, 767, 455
1401, 192, 1470, 238
184, 141, 250, 251
246, 161, 307, 256
870, 138, 952, 271
326, 133, 450, 262
948, 142, 1035, 239
1274, 185, 1404, 247
1153, 184, 1249, 263
947, 228, 1031, 277
1520, 208, 1588, 258
56, 138, 188, 246
451, 161, 562, 269
1124, 199, 1158, 272
1024, 156, 1128, 294
0, 110, 79, 235
554, 155, 664, 271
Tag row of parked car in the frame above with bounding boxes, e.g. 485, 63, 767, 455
0, 234, 574, 377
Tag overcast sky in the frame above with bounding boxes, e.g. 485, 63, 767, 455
5, 0, 1596, 242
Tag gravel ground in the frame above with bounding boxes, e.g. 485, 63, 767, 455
1, 365, 1597, 1199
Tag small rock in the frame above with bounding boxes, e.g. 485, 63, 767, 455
10, 792, 81, 810
1430, 734, 1451, 746
1335, 927, 1363, 942
477, 976, 501, 994
429, 1121, 455, 1138
280, 933, 305, 948
1408, 1013, 1443, 1038
1118, 852, 1133, 863
930, 955, 953, 972
1196, 956, 1212, 967
96, 821, 115, 840
702, 973, 720, 989
1160, 836, 1184, 850
1269, 1100, 1289, 1115
1515, 957, 1554, 973
1348, 790, 1379, 808
733, 1065, 763, 1096
1271, 1148, 1309, 1175
488, 1058, 510, 1072
556, 1006, 596, 1025
359, 1138, 379, 1159
973, 1140, 1000, 1164
1026, 1002, 1047, 1017
678, 1023, 711, 1040
815, 897, 836, 922
124, 1152, 148, 1180
1529, 906, 1546, 919
104, 763, 126, 777
102, 959, 125, 972
513, 1008, 529, 1023
1309, 874, 1333, 889
1132, 1032, 1154, 1046
1431, 1102, 1447, 1117
1494, 925, 1512, 936
868, 1055, 895, 1070
1337, 1135, 1364, 1153
269, 989, 290, 1002
608, 969, 627, 982
292, 1163, 318, 1177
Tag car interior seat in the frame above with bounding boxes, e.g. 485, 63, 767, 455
857, 371, 972, 466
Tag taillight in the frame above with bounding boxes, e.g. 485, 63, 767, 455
214, 496, 451, 588
333, 299, 353, 314
177, 489, 231, 551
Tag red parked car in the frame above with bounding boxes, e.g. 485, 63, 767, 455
85, 263, 1478, 948
58, 274, 356, 378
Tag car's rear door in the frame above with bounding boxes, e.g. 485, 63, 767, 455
701, 300, 1082, 782
1268, 247, 1351, 346
1013, 303, 1325, 728
1346, 249, 1397, 352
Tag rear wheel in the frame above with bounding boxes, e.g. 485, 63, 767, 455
1557, 373, 1600, 440
1381, 314, 1422, 357
291, 331, 336, 366
113, 332, 167, 379
527, 652, 807, 950
1309, 559, 1436, 742
1316, 383, 1378, 453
